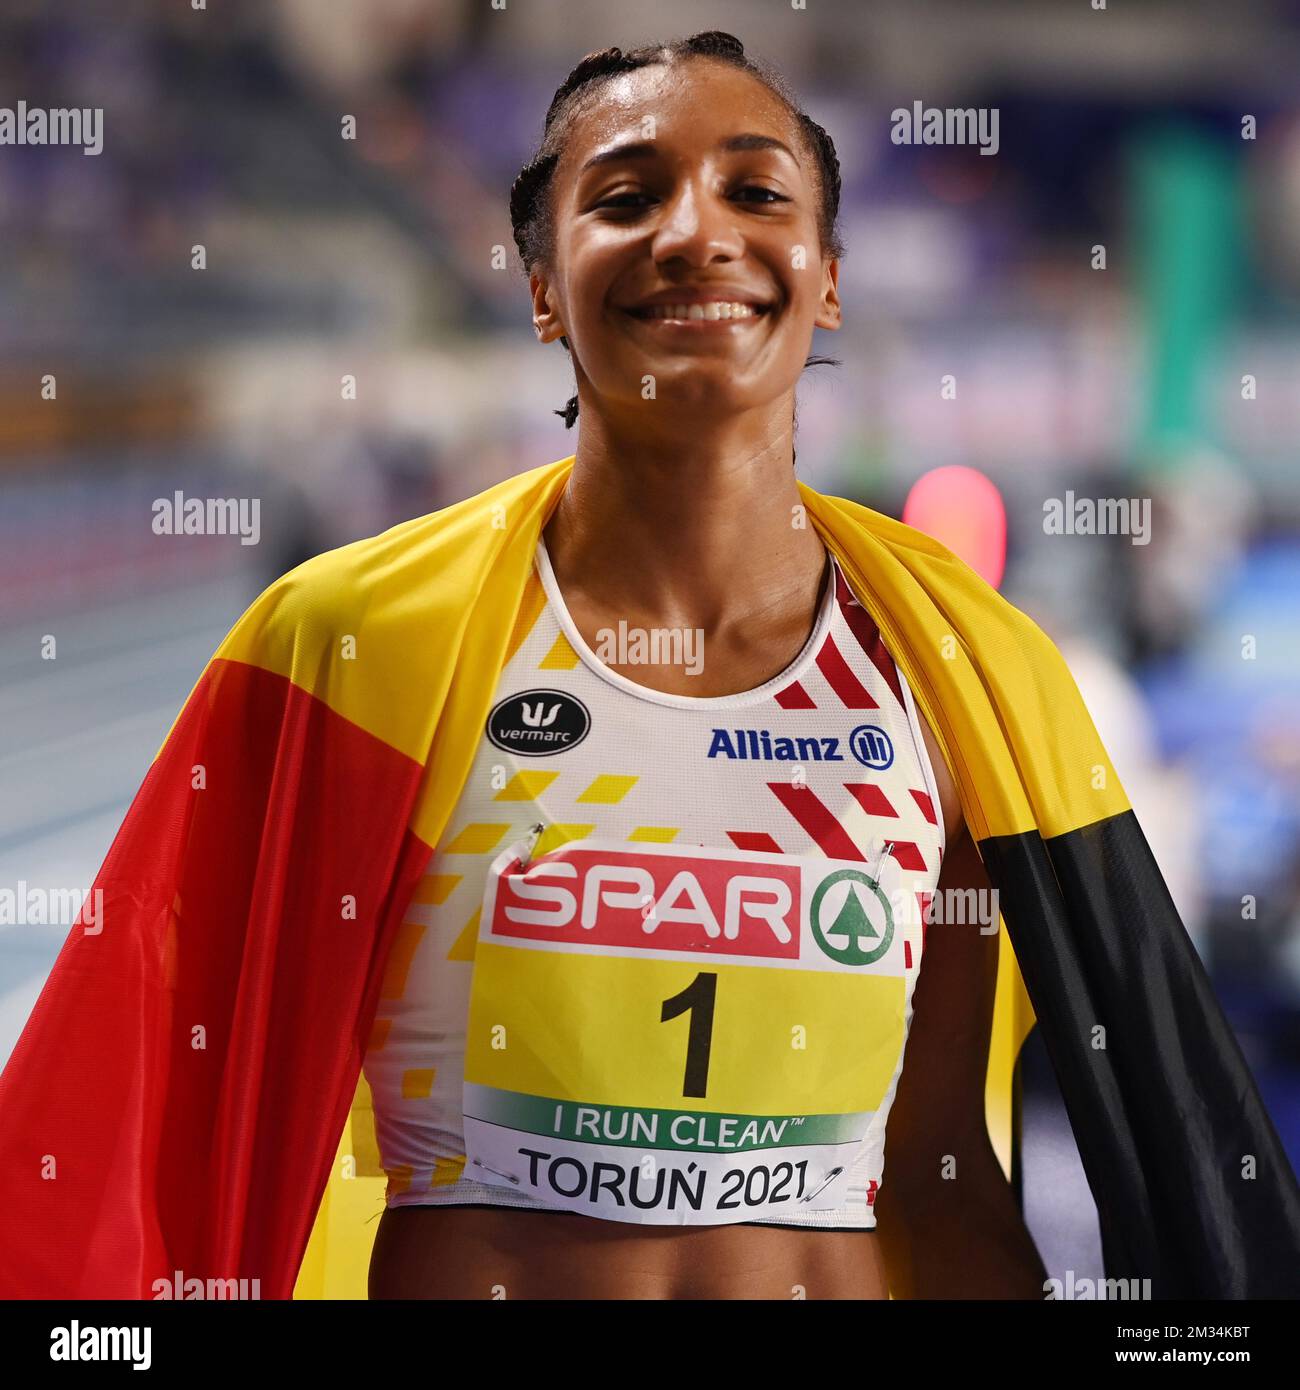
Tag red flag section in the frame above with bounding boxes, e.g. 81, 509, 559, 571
0, 658, 429, 1298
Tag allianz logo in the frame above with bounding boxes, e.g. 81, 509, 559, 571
708, 726, 895, 770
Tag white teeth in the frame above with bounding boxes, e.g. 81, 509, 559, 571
645, 302, 758, 321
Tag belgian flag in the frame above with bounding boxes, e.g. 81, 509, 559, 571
0, 455, 1296, 1298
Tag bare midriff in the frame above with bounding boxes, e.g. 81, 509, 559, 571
368, 1205, 890, 1300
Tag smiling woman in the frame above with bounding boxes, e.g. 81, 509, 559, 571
364, 30, 1042, 1301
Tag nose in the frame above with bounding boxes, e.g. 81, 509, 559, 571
650, 176, 745, 269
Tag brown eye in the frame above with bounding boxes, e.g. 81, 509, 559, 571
734, 185, 790, 204
595, 191, 656, 210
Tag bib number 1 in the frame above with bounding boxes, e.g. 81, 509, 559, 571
660, 972, 717, 1098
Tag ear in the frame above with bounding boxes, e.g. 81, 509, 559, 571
530, 271, 567, 344
814, 258, 841, 332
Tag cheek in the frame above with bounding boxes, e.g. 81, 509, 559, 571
780, 249, 822, 308
561, 234, 623, 317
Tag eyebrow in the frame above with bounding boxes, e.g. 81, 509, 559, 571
579, 132, 796, 174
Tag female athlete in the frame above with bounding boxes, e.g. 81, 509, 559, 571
366, 30, 1047, 1301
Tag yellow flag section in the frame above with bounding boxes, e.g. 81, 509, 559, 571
987, 924, 1035, 1183
293, 1073, 387, 1299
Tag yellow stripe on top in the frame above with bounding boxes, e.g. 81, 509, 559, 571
505, 569, 548, 668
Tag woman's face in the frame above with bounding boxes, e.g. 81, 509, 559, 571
532, 59, 840, 425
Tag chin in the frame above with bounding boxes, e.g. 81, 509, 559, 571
646, 362, 773, 408
649, 382, 759, 419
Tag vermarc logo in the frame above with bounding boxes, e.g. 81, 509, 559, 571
487, 689, 591, 757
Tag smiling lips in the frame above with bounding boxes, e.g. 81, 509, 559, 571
624, 297, 771, 328
636, 301, 761, 321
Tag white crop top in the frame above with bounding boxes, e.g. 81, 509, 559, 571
361, 539, 946, 1229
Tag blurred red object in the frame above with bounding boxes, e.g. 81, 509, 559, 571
903, 464, 1007, 589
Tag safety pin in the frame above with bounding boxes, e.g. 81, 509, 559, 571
868, 840, 895, 888
801, 1166, 845, 1203
521, 822, 546, 865
471, 1157, 521, 1186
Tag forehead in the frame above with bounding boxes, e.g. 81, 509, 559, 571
555, 59, 804, 178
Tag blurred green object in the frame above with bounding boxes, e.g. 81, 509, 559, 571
1131, 123, 1246, 467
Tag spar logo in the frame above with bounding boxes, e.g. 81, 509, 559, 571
486, 843, 803, 959
809, 869, 894, 966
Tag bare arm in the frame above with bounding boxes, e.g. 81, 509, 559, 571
874, 822, 1048, 1299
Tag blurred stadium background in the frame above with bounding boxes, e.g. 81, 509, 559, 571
2, 0, 1299, 1290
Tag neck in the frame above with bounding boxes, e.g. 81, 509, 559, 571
542, 404, 828, 630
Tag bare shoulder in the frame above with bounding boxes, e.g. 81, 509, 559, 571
915, 707, 965, 847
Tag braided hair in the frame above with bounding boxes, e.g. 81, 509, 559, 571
509, 30, 844, 433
